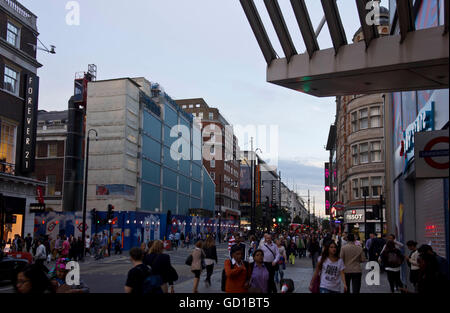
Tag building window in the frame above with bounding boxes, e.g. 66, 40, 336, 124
48, 143, 58, 158
371, 141, 382, 162
211, 159, 215, 168
0, 119, 17, 173
189, 104, 194, 109
210, 145, 215, 154
360, 143, 369, 163
370, 106, 381, 128
7, 23, 19, 47
209, 112, 214, 120
211, 172, 215, 180
352, 145, 358, 166
351, 112, 358, 132
360, 178, 369, 197
359, 109, 369, 129
47, 175, 56, 196
352, 179, 359, 199
371, 177, 382, 197
196, 104, 201, 108
198, 112, 203, 119
210, 132, 215, 142
4, 66, 19, 94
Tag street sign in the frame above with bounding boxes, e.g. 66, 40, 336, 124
415, 129, 449, 178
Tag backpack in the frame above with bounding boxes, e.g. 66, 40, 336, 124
140, 265, 164, 294
221, 260, 250, 292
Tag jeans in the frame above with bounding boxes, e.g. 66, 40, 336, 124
344, 273, 362, 294
320, 288, 340, 294
274, 268, 284, 284
205, 264, 214, 284
386, 270, 404, 293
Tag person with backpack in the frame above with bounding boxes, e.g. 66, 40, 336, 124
125, 247, 162, 294
381, 240, 405, 293
224, 244, 250, 293
144, 240, 178, 293
190, 240, 205, 293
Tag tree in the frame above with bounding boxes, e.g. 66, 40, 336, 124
293, 215, 302, 224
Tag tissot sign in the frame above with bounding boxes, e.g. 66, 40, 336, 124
345, 209, 365, 224
22, 75, 39, 173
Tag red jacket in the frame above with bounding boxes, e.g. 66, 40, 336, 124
224, 259, 249, 293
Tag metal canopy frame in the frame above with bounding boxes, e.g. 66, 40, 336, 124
290, 0, 320, 58
396, 0, 415, 43
320, 0, 348, 54
263, 0, 297, 62
355, 0, 379, 48
239, 0, 277, 65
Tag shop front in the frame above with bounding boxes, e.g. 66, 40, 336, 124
344, 209, 365, 240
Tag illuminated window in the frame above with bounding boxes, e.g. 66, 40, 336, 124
48, 143, 57, 158
7, 23, 19, 47
4, 66, 19, 94
360, 143, 369, 163
0, 118, 17, 173
371, 141, 382, 162
370, 106, 381, 128
359, 109, 369, 129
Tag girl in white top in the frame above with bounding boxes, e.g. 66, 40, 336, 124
310, 242, 347, 293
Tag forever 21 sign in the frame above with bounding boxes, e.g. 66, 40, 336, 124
22, 75, 39, 173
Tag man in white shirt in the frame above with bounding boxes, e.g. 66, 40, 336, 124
34, 239, 48, 272
259, 234, 280, 293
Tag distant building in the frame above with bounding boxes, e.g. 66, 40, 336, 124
177, 99, 241, 221
33, 110, 68, 212
0, 0, 43, 241
86, 78, 215, 216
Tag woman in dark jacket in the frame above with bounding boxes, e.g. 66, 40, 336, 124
144, 240, 178, 293
202, 236, 218, 286
308, 236, 321, 269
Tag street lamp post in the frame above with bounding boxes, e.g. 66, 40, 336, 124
82, 129, 98, 260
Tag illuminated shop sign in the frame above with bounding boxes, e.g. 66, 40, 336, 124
22, 75, 39, 173
401, 101, 434, 172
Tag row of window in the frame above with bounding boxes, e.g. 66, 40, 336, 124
181, 104, 202, 109
3, 65, 19, 95
192, 112, 214, 120
352, 177, 383, 199
36, 143, 59, 158
351, 141, 382, 165
351, 106, 382, 132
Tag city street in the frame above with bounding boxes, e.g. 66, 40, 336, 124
1, 242, 389, 293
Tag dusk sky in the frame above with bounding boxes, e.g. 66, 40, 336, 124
22, 0, 389, 217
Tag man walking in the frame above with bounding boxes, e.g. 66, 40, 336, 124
25, 233, 33, 253
34, 239, 48, 273
259, 234, 280, 293
340, 233, 366, 293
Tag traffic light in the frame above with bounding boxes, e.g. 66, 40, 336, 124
107, 204, 114, 221
277, 217, 282, 223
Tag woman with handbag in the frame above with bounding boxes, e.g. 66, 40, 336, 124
144, 240, 178, 293
203, 237, 218, 287
309, 242, 347, 294
190, 240, 205, 293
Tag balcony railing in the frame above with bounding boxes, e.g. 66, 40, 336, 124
0, 160, 15, 175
